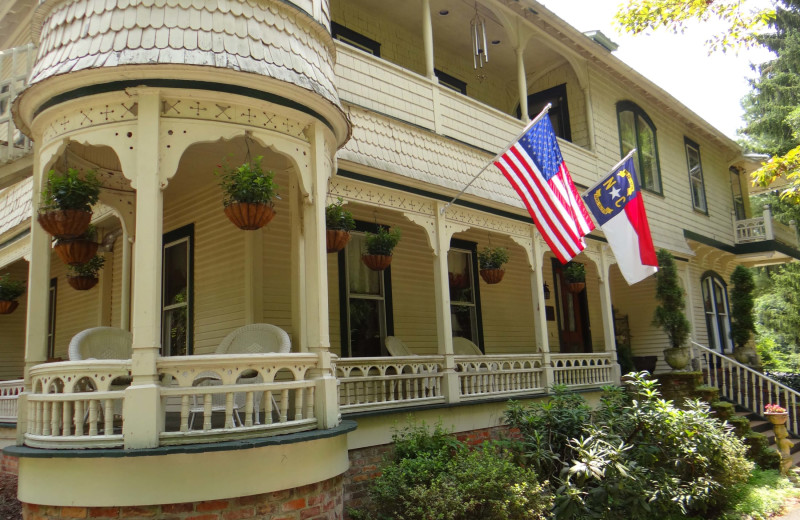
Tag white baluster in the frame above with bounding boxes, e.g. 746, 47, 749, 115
245, 392, 254, 427
203, 395, 212, 430
104, 400, 113, 435
280, 389, 289, 422
88, 400, 98, 436
180, 395, 189, 432
62, 401, 71, 436
295, 389, 303, 421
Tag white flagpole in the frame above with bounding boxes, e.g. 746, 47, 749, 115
581, 148, 637, 197
440, 103, 552, 215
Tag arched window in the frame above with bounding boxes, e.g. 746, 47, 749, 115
617, 101, 662, 193
701, 272, 732, 353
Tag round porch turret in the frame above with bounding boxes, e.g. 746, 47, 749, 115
14, 0, 348, 144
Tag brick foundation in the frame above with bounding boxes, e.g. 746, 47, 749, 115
21, 475, 343, 520
1, 450, 18, 477
342, 424, 519, 516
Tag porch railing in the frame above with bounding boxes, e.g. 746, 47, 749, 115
734, 206, 799, 247
0, 44, 35, 164
456, 355, 545, 400
0, 379, 24, 423
695, 341, 800, 436
552, 354, 616, 388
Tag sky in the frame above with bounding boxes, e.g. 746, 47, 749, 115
538, 0, 775, 141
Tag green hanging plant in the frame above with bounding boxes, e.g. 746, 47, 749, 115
477, 246, 509, 270
0, 273, 26, 301
216, 155, 278, 207
365, 227, 402, 256
564, 262, 586, 283
325, 198, 356, 231
41, 168, 101, 212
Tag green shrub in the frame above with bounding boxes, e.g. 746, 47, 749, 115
325, 198, 355, 231
720, 469, 800, 520
217, 155, 278, 206
505, 374, 752, 518
352, 423, 552, 520
730, 266, 756, 349
477, 247, 509, 270
364, 227, 401, 256
653, 249, 691, 348
0, 273, 25, 301
41, 168, 101, 212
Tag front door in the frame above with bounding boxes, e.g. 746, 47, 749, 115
553, 260, 591, 353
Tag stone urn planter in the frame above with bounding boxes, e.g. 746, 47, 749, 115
766, 412, 789, 426
479, 268, 505, 285
663, 346, 691, 370
224, 202, 275, 230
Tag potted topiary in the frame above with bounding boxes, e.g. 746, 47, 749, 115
325, 198, 355, 253
53, 225, 99, 266
362, 227, 401, 271
730, 265, 757, 365
217, 155, 278, 230
653, 249, 692, 370
66, 255, 105, 291
38, 168, 101, 239
477, 246, 509, 284
564, 262, 586, 293
0, 273, 26, 314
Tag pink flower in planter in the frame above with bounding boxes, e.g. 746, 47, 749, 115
765, 403, 787, 414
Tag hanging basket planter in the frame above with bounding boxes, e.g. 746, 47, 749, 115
326, 229, 351, 253
67, 276, 99, 291
54, 238, 99, 266
37, 210, 92, 239
479, 268, 505, 285
0, 300, 19, 314
566, 282, 586, 294
362, 254, 392, 271
224, 202, 275, 230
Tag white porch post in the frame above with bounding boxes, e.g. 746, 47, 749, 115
434, 203, 459, 403
598, 247, 620, 384
516, 46, 528, 121
123, 90, 164, 449
422, 0, 435, 80
306, 121, 339, 429
96, 250, 114, 325
290, 178, 307, 351
244, 231, 264, 325
19, 152, 51, 444
531, 230, 553, 389
120, 232, 132, 330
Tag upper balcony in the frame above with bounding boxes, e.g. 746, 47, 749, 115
734, 205, 800, 266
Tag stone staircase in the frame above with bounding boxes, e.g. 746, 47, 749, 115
736, 408, 800, 468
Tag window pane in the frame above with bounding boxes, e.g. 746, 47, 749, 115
637, 114, 659, 191
687, 144, 706, 211
619, 110, 636, 154
163, 240, 188, 305
451, 304, 478, 343
163, 306, 188, 356
448, 250, 474, 303
349, 299, 384, 357
348, 234, 381, 295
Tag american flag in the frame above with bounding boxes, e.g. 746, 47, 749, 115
494, 116, 594, 263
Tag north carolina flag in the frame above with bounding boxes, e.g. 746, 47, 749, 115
494, 116, 594, 263
582, 156, 658, 285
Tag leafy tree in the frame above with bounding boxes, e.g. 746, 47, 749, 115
614, 0, 775, 51
730, 266, 756, 349
653, 249, 691, 348
755, 263, 800, 368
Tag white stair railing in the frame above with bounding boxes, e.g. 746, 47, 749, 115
694, 341, 800, 436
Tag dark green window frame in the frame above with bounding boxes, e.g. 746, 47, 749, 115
448, 238, 485, 351
331, 22, 381, 57
162, 224, 194, 356
617, 101, 662, 195
685, 137, 708, 214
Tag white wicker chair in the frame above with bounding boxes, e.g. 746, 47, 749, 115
68, 327, 133, 361
452, 336, 483, 356
190, 324, 291, 428
385, 336, 414, 357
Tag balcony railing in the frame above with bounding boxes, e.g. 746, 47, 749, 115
0, 44, 35, 164
0, 379, 23, 423
734, 206, 799, 248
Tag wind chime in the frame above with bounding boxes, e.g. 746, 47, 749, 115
471, 3, 488, 69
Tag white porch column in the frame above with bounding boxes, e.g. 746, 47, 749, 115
244, 231, 264, 325
96, 250, 114, 326
598, 247, 620, 384
434, 203, 459, 403
123, 90, 164, 449
306, 121, 338, 429
516, 46, 528, 121
290, 178, 307, 351
120, 232, 132, 330
19, 152, 51, 444
422, 0, 435, 80
531, 230, 553, 389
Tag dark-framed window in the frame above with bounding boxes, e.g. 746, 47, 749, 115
331, 22, 381, 57
162, 224, 194, 356
617, 101, 662, 193
685, 138, 707, 213
47, 277, 57, 359
448, 238, 484, 351
435, 69, 467, 95
517, 84, 571, 141
730, 167, 747, 220
337, 221, 394, 357
701, 271, 732, 354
